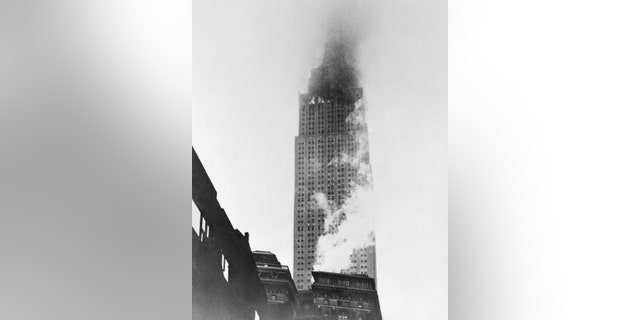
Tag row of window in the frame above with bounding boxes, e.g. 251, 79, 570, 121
296, 225, 321, 231
300, 119, 349, 127
300, 128, 349, 135
295, 249, 316, 254
296, 157, 358, 168
296, 146, 358, 154
295, 145, 353, 152
295, 152, 356, 159
295, 232, 320, 237
297, 135, 357, 144
296, 170, 356, 178
296, 178, 352, 186
300, 105, 355, 114
300, 103, 351, 113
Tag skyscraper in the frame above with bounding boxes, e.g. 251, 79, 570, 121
293, 39, 376, 290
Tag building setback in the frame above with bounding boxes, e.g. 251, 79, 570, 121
293, 39, 377, 290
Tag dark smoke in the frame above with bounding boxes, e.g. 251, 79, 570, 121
307, 13, 362, 104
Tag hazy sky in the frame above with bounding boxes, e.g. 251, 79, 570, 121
193, 0, 446, 318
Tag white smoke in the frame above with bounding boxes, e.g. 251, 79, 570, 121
313, 192, 334, 213
313, 98, 376, 273
309, 157, 323, 172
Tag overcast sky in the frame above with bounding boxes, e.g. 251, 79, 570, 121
193, 0, 446, 318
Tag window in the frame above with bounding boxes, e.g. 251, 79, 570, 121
221, 254, 229, 281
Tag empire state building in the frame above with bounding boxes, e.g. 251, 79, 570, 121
293, 38, 376, 290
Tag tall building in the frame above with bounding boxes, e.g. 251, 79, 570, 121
293, 39, 376, 290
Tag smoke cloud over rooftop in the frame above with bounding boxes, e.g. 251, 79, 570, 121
307, 0, 371, 104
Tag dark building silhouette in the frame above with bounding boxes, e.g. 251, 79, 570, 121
253, 251, 302, 320
192, 148, 267, 320
296, 272, 382, 320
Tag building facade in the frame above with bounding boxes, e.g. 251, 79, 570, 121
341, 246, 376, 278
253, 251, 302, 320
293, 39, 376, 290
295, 272, 382, 320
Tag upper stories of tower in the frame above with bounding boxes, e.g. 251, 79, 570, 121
307, 37, 360, 104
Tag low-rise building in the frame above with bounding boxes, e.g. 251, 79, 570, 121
296, 271, 382, 320
253, 251, 302, 320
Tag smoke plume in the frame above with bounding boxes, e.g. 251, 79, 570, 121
307, 0, 370, 104
314, 98, 376, 273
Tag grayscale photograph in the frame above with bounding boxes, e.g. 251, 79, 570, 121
4, 1, 639, 320
192, 0, 446, 319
